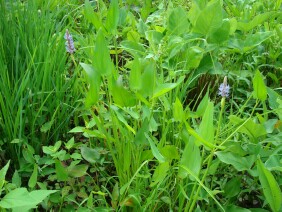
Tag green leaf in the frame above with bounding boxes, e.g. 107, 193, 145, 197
120, 40, 146, 57
140, 62, 156, 97
0, 188, 57, 209
129, 57, 142, 90
151, 83, 178, 99
84, 0, 102, 30
0, 161, 10, 190
228, 32, 273, 53
55, 160, 68, 181
68, 164, 88, 178
224, 177, 241, 198
253, 70, 267, 101
43, 141, 62, 155
167, 7, 190, 35
150, 162, 169, 187
237, 12, 275, 32
111, 76, 136, 107
12, 170, 21, 188
216, 151, 255, 171
40, 120, 53, 133
28, 164, 38, 189
229, 115, 267, 140
193, 0, 223, 36
208, 19, 230, 43
178, 139, 201, 179
80, 63, 101, 106
160, 145, 179, 160
145, 134, 165, 163
105, 0, 119, 34
80, 146, 101, 164
257, 158, 282, 212
198, 101, 214, 145
173, 97, 184, 122
185, 46, 204, 69
93, 28, 115, 76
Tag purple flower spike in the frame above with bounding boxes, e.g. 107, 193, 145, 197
64, 29, 76, 54
218, 76, 230, 98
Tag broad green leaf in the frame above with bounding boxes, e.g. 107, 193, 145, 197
225, 205, 251, 212
265, 155, 282, 172
93, 28, 114, 76
151, 83, 178, 99
80, 63, 101, 106
120, 40, 146, 57
257, 158, 282, 212
0, 161, 10, 190
160, 145, 179, 160
237, 12, 275, 32
173, 97, 184, 122
150, 162, 169, 187
208, 19, 230, 43
253, 70, 267, 101
167, 7, 189, 35
185, 46, 204, 69
0, 188, 57, 209
145, 134, 165, 163
12, 170, 21, 188
111, 106, 136, 134
129, 57, 142, 90
43, 141, 62, 155
64, 137, 75, 150
80, 146, 101, 164
140, 62, 156, 97
68, 164, 88, 178
229, 115, 267, 140
69, 126, 85, 133
28, 164, 38, 188
111, 76, 136, 107
216, 151, 255, 171
224, 177, 241, 198
228, 32, 273, 53
198, 101, 214, 145
105, 0, 119, 34
185, 122, 221, 149
40, 120, 53, 133
84, 0, 102, 30
193, 0, 223, 36
145, 30, 163, 47
178, 139, 201, 179
55, 160, 68, 181
196, 91, 209, 116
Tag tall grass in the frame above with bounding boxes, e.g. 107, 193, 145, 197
0, 0, 81, 166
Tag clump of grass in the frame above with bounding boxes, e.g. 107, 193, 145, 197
0, 0, 81, 166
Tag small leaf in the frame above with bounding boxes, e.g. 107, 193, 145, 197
28, 164, 38, 189
80, 146, 101, 164
145, 134, 165, 163
40, 121, 53, 133
253, 70, 267, 101
55, 160, 68, 181
93, 28, 115, 76
216, 151, 255, 171
68, 164, 88, 178
12, 170, 21, 187
152, 83, 178, 99
178, 139, 201, 179
150, 162, 170, 187
0, 161, 10, 190
105, 0, 119, 34
257, 158, 282, 212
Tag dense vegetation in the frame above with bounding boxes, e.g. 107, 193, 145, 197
0, 0, 281, 211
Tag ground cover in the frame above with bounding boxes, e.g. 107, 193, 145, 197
0, 0, 281, 211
